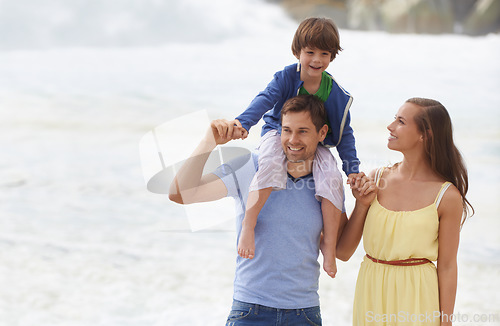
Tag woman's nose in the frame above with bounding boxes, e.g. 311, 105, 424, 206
387, 121, 395, 131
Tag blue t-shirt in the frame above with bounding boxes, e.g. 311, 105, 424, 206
214, 152, 323, 309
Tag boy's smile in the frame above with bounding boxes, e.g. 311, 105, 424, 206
298, 46, 331, 79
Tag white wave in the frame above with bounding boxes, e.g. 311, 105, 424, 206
0, 0, 294, 50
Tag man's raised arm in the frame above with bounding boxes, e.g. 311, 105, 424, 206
168, 119, 246, 205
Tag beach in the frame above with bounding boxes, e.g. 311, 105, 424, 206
0, 0, 499, 325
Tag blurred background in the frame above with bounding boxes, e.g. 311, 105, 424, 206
0, 0, 499, 325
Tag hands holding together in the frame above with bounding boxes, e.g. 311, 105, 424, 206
209, 118, 249, 145
347, 172, 377, 207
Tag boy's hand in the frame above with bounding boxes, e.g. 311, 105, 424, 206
346, 173, 357, 186
232, 119, 248, 139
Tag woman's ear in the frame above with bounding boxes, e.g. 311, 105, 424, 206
421, 129, 432, 142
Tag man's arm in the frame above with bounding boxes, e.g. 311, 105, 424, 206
169, 119, 245, 205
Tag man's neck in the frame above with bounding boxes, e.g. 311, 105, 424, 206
287, 160, 313, 179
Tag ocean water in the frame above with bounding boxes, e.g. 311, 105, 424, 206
0, 0, 499, 325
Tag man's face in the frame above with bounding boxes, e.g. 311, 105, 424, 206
281, 111, 327, 165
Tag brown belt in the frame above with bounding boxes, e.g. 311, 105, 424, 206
366, 254, 432, 266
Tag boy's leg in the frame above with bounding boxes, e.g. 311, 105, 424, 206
312, 145, 344, 277
320, 198, 341, 278
238, 187, 272, 259
239, 130, 286, 259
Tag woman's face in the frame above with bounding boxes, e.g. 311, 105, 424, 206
386, 102, 424, 152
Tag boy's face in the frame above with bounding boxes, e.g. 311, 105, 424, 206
298, 46, 332, 80
281, 110, 328, 165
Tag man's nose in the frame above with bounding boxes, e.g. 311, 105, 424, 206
289, 132, 299, 143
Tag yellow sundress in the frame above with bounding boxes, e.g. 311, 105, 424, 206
352, 167, 451, 326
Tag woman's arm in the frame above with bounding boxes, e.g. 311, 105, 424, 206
336, 171, 377, 261
437, 186, 463, 325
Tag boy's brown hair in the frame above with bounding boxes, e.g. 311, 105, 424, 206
291, 17, 342, 62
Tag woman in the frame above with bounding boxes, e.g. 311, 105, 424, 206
338, 98, 474, 325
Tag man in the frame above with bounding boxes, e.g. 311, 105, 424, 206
169, 95, 344, 325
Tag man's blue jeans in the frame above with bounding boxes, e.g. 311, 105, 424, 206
225, 299, 322, 325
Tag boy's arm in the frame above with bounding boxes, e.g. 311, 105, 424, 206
335, 112, 360, 177
235, 69, 286, 133
168, 119, 245, 205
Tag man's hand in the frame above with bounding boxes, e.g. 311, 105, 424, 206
209, 119, 248, 145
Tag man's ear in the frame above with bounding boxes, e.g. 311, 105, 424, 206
318, 124, 328, 142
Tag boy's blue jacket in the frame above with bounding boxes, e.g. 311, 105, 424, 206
236, 63, 360, 175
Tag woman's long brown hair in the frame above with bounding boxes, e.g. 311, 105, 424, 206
407, 97, 474, 225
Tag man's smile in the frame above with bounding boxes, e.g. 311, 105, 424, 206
288, 145, 304, 152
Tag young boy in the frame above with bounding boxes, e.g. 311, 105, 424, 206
233, 17, 360, 278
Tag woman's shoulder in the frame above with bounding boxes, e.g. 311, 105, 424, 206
372, 165, 393, 180
439, 182, 462, 205
436, 183, 463, 224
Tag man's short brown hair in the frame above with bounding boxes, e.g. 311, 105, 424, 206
281, 95, 328, 132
